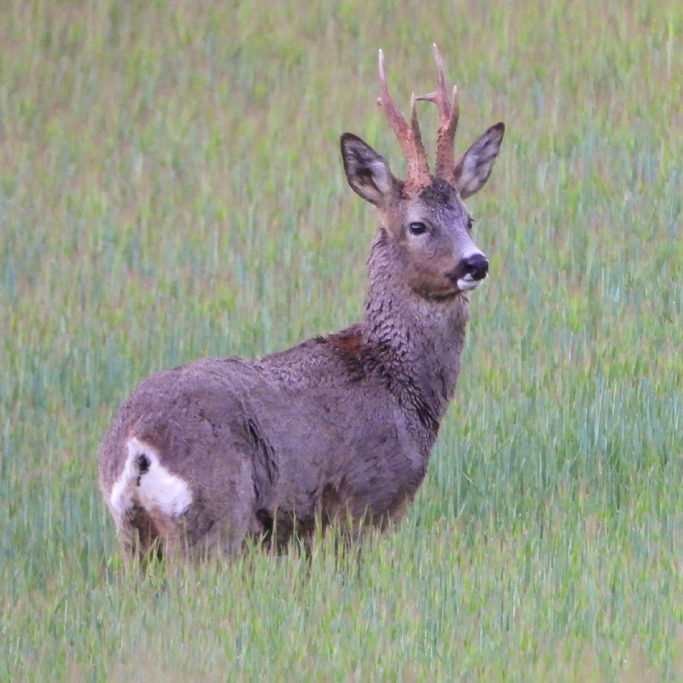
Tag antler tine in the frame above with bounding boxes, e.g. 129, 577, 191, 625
409, 93, 427, 170
416, 43, 459, 183
377, 49, 430, 191
378, 50, 409, 145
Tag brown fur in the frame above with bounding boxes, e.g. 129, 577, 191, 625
328, 329, 363, 357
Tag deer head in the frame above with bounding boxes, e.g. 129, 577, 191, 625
341, 44, 504, 298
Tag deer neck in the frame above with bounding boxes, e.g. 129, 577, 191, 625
361, 230, 471, 425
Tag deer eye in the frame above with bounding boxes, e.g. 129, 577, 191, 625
409, 222, 427, 236
467, 217, 475, 231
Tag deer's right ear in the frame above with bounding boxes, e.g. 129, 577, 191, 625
341, 133, 397, 206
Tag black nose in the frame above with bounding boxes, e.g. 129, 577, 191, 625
463, 253, 489, 280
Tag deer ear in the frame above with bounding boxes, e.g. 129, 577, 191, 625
341, 133, 397, 206
453, 123, 505, 199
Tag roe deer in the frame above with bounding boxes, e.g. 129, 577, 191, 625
98, 45, 505, 559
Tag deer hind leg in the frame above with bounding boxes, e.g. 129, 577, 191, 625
108, 437, 193, 561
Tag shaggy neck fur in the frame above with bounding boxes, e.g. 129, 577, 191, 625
361, 230, 470, 430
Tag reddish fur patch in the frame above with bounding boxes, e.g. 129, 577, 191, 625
329, 330, 362, 356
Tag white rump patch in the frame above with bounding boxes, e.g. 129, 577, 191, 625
109, 437, 192, 522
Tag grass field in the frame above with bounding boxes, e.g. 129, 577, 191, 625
1, 0, 681, 680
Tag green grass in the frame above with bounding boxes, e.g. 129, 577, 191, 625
1, 0, 681, 680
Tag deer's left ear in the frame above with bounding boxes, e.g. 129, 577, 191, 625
341, 133, 398, 207
454, 123, 505, 199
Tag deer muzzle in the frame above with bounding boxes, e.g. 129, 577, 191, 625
448, 253, 489, 291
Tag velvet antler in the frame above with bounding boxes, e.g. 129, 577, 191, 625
415, 43, 460, 185
377, 49, 431, 192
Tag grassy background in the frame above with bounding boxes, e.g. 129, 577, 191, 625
1, 0, 680, 679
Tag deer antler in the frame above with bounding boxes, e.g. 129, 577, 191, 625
377, 49, 431, 192
415, 43, 459, 184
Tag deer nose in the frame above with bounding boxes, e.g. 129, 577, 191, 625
463, 253, 489, 280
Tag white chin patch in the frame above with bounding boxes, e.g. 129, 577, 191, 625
457, 274, 484, 291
